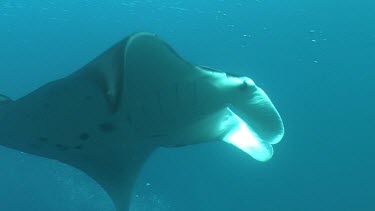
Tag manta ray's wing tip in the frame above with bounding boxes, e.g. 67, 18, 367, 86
0, 94, 13, 103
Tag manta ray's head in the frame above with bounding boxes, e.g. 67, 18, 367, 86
195, 67, 284, 162
229, 78, 284, 161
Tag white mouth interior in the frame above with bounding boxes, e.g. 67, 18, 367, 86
222, 108, 273, 162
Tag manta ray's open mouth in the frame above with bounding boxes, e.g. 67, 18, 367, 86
223, 108, 275, 162
218, 77, 284, 162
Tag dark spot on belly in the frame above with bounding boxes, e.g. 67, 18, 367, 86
38, 137, 49, 142
173, 144, 188, 148
74, 145, 83, 150
99, 122, 116, 133
85, 96, 93, 101
126, 114, 132, 124
29, 143, 41, 149
42, 103, 51, 109
151, 134, 167, 138
56, 144, 69, 151
79, 133, 90, 140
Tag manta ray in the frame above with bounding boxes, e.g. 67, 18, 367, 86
0, 32, 284, 211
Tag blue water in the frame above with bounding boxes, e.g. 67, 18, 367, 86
0, 1, 374, 210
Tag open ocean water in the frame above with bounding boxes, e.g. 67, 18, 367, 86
0, 1, 374, 210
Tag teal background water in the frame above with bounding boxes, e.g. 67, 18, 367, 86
0, 1, 374, 210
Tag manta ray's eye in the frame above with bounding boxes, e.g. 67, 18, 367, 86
239, 78, 256, 92
240, 81, 248, 90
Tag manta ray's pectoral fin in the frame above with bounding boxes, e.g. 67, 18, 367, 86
0, 87, 152, 211
0, 94, 13, 118
74, 38, 128, 113
0, 94, 13, 104
66, 146, 154, 211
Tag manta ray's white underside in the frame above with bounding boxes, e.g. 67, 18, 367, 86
0, 32, 284, 211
